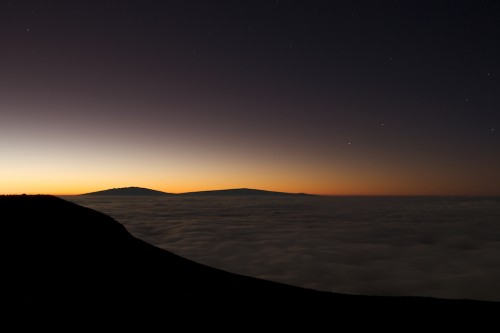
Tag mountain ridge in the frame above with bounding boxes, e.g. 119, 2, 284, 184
82, 186, 172, 196
81, 186, 311, 196
179, 188, 311, 196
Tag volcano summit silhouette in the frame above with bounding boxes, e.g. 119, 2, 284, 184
82, 186, 309, 196
82, 186, 172, 196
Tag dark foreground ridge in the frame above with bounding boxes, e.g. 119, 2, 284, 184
3, 195, 498, 326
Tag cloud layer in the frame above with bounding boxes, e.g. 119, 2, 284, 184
65, 196, 500, 301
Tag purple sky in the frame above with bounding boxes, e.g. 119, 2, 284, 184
1, 1, 499, 195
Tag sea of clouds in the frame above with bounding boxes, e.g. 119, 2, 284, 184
64, 195, 500, 301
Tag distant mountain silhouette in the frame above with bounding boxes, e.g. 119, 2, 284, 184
82, 186, 171, 196
3, 195, 498, 325
80, 187, 311, 196
179, 188, 311, 196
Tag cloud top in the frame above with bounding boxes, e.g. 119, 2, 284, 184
65, 196, 500, 301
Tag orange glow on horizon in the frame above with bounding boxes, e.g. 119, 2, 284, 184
2, 140, 499, 197
4, 179, 499, 197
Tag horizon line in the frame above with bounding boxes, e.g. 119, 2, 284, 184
3, 185, 500, 198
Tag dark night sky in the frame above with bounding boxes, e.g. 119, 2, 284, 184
1, 0, 499, 195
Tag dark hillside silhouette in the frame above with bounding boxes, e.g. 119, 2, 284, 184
3, 195, 498, 325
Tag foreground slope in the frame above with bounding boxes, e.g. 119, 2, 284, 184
3, 195, 498, 323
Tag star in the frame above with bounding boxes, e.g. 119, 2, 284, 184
26, 27, 30, 32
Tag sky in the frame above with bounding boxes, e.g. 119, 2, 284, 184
1, 0, 499, 195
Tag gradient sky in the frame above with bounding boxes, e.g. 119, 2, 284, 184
1, 0, 499, 195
